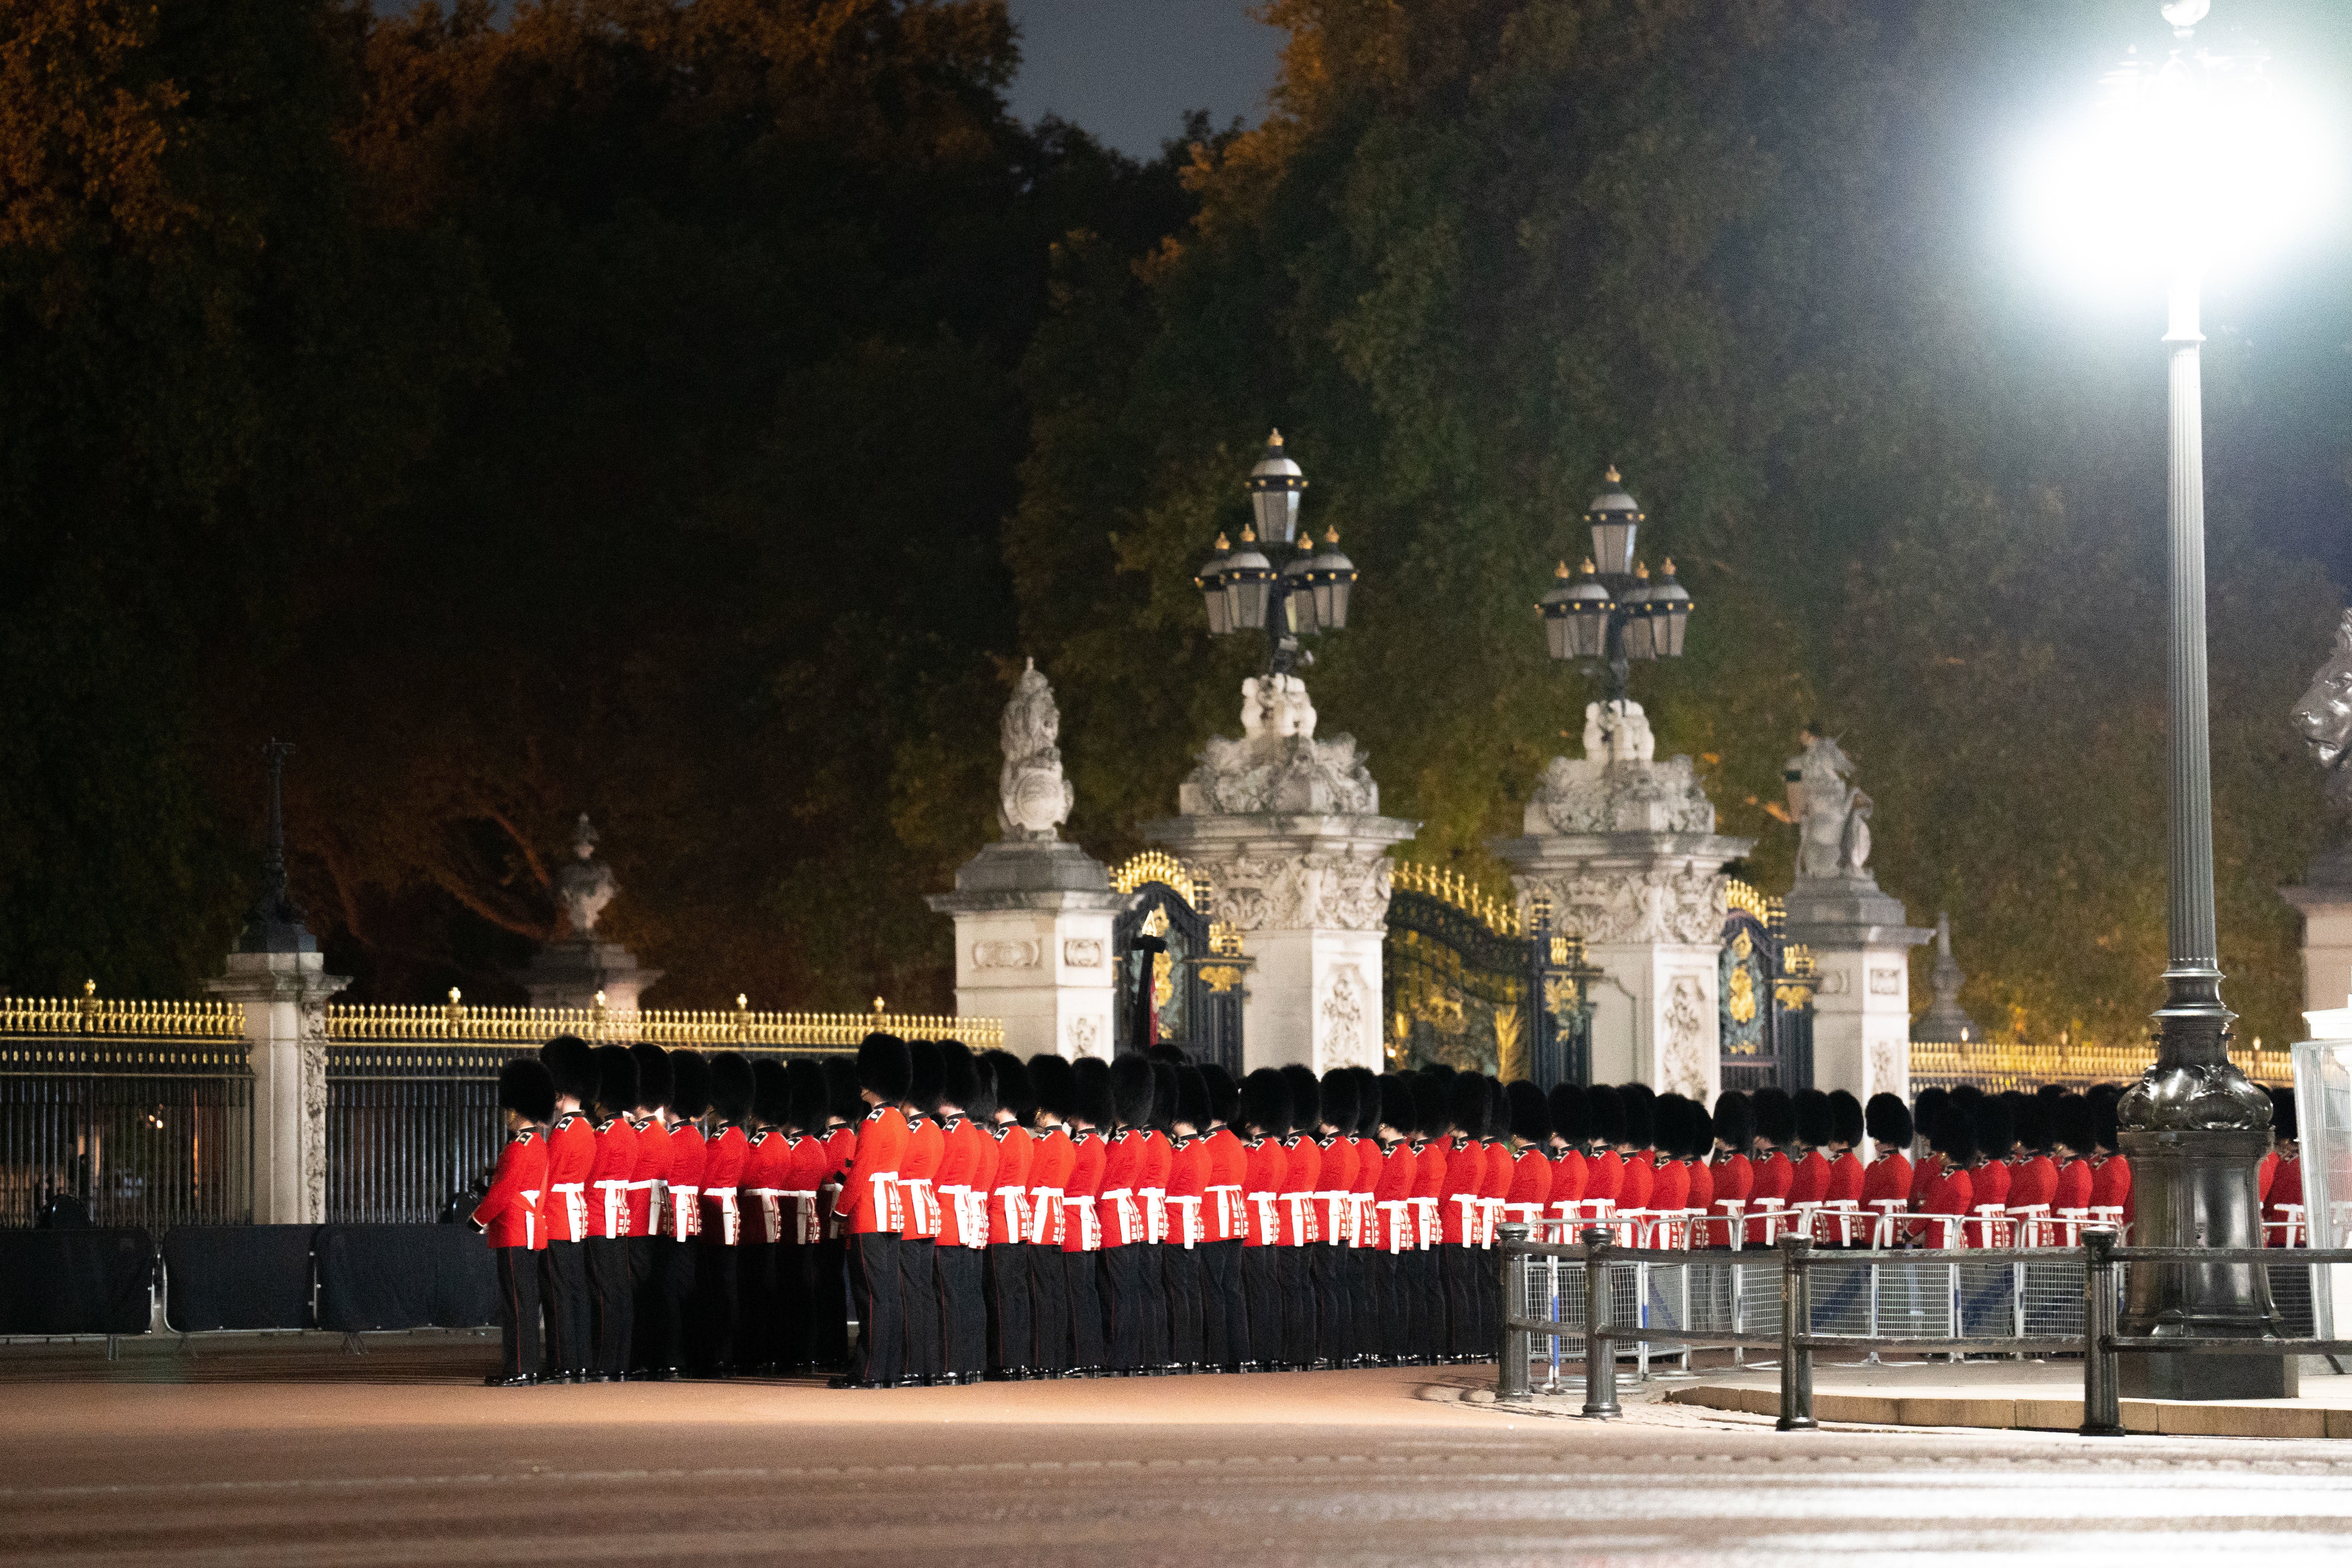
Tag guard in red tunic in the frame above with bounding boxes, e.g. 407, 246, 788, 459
1825, 1090, 1867, 1215
537, 1034, 599, 1382
1346, 1067, 1383, 1367
1371, 1075, 1421, 1364
738, 1058, 794, 1374
1547, 1083, 1591, 1239
1407, 1074, 1450, 1366
657, 1052, 709, 1379
2264, 1087, 2302, 1246
1787, 1090, 1833, 1213
1435, 1072, 1489, 1362
1747, 1088, 1796, 1246
1647, 1094, 1691, 1219
1473, 1079, 1514, 1353
1706, 1092, 1753, 1247
1909, 1087, 1950, 1210
2050, 1094, 2096, 1220
1965, 1097, 2014, 1245
624, 1043, 672, 1377
1915, 1100, 1976, 1247
2004, 1095, 2057, 1218
474, 1057, 553, 1385
1276, 1064, 1324, 1370
1097, 1055, 1155, 1375
1583, 1085, 1626, 1217
1682, 1102, 1715, 1229
980, 1049, 1036, 1380
1861, 1092, 1913, 1245
893, 1040, 947, 1386
1064, 1056, 1114, 1375
830, 1034, 910, 1388
1502, 1080, 1555, 1243
1137, 1060, 1179, 1372
777, 1059, 833, 1373
1310, 1068, 1359, 1369
693, 1051, 754, 1378
1238, 1067, 1291, 1372
812, 1057, 862, 1373
2087, 1090, 2131, 1224
1163, 1064, 1213, 1372
931, 1042, 994, 1385
1614, 1085, 1655, 1217
1198, 1065, 1250, 1372
584, 1045, 640, 1380
1024, 1054, 1078, 1376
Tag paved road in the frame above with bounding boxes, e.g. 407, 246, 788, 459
4, 1348, 2352, 1563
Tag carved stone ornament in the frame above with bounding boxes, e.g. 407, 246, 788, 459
1869, 967, 1903, 996
1524, 753, 1715, 836
1816, 969, 1850, 996
1322, 965, 1370, 1060
1177, 675, 1380, 817
1869, 1039, 1906, 1100
1515, 865, 1726, 947
999, 658, 1077, 842
1788, 732, 1874, 880
1062, 937, 1105, 968
1069, 1014, 1101, 1056
1660, 974, 1712, 1101
299, 999, 331, 1223
557, 813, 618, 937
971, 938, 1042, 970
2295, 609, 2352, 814
1191, 847, 1394, 933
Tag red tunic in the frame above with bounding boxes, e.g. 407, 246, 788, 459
2266, 1155, 2304, 1245
1319, 1134, 1359, 1247
1684, 1158, 1714, 1218
542, 1111, 597, 1244
700, 1123, 748, 1245
1204, 1126, 1248, 1243
1504, 1145, 1552, 1224
1348, 1135, 1380, 1247
588, 1114, 638, 1239
624, 1113, 668, 1239
1166, 1132, 1209, 1247
897, 1114, 944, 1241
1375, 1139, 1418, 1249
1279, 1134, 1321, 1245
1917, 1162, 1975, 1245
739, 1127, 792, 1244
1908, 1152, 1936, 1209
1548, 1148, 1589, 1216
1787, 1150, 1830, 1208
833, 1105, 907, 1235
1026, 1125, 1074, 1247
1099, 1128, 1147, 1248
2259, 1149, 2281, 1205
1061, 1128, 1106, 1254
666, 1120, 707, 1238
932, 1116, 983, 1248
1616, 1149, 1654, 1213
2052, 1155, 2093, 1213
1242, 1133, 1286, 1247
1746, 1149, 1793, 1244
1413, 1138, 1447, 1249
1139, 1128, 1175, 1243
1970, 1158, 2012, 1211
1438, 1136, 1483, 1244
1860, 1150, 1911, 1209
2006, 1154, 2056, 1212
1584, 1149, 1623, 1206
987, 1122, 1033, 1246
1826, 1151, 1864, 1205
2088, 1154, 2131, 1213
1479, 1139, 1513, 1207
1648, 1154, 1689, 1215
1709, 1152, 1753, 1206
472, 1127, 548, 1249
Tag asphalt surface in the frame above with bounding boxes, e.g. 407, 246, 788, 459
5, 1342, 2352, 1564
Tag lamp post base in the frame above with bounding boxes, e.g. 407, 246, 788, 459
2114, 1125, 2297, 1401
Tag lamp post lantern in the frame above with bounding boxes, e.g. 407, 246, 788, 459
1197, 431, 1358, 676
1537, 468, 1693, 704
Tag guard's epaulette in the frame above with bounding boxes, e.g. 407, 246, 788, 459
989, 1122, 1012, 1141
863, 1106, 888, 1124
509, 1128, 536, 1145
1317, 1133, 1340, 1148
748, 1129, 769, 1145
1281, 1133, 1302, 1148
1071, 1128, 1094, 1144
552, 1111, 581, 1130
942, 1116, 964, 1131
594, 1114, 619, 1133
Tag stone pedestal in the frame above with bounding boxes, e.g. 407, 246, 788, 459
1494, 829, 1750, 1099
207, 950, 349, 1225
927, 841, 1124, 1060
2116, 1127, 2297, 1400
2281, 847, 2352, 1024
1143, 814, 1416, 1073
517, 939, 664, 1012
1784, 875, 1931, 1103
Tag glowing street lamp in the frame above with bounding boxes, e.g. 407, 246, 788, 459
2021, 0, 2337, 1406
1536, 468, 1692, 704
1195, 431, 1358, 676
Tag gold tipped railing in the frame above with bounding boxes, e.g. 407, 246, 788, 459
1390, 861, 1523, 937
1909, 1037, 2295, 1091
324, 990, 1002, 1053
1111, 849, 1205, 909
0, 981, 245, 1040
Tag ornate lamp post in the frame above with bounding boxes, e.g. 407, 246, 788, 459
2023, 0, 2330, 1399
1537, 468, 1694, 703
1195, 431, 1358, 675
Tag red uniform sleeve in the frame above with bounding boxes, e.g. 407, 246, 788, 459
835, 1109, 907, 1232
472, 1131, 536, 1237
1826, 1152, 1864, 1204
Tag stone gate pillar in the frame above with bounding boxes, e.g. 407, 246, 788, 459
1491, 707, 1749, 1097
2282, 847, 2352, 1026
1143, 676, 1416, 1074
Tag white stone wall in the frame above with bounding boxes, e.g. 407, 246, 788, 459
947, 905, 1118, 1061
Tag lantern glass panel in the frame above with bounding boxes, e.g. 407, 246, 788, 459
1252, 487, 1301, 547
1200, 570, 1231, 635
1574, 605, 1611, 660
1654, 602, 1689, 658
1621, 603, 1655, 661
1283, 569, 1319, 636
1226, 572, 1270, 633
1590, 518, 1637, 577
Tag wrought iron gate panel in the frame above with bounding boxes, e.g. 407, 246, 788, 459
1111, 854, 1243, 1077
1719, 881, 1815, 1093
1383, 867, 1597, 1082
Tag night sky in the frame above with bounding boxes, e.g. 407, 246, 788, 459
1003, 0, 1283, 158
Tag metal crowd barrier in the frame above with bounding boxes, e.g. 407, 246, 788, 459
1498, 1226, 2341, 1436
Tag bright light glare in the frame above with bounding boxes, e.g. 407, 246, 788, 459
2018, 43, 2339, 286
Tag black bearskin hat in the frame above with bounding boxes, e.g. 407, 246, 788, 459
1712, 1090, 1754, 1153
1280, 1064, 1321, 1133
1864, 1092, 1912, 1149
1507, 1080, 1553, 1144
1828, 1089, 1864, 1149
1750, 1086, 1795, 1147
964, 1049, 1001, 1122
751, 1058, 791, 1127
1949, 1082, 1984, 1106
1931, 1099, 1979, 1164
1319, 1068, 1361, 1135
1149, 1042, 1192, 1065
906, 1038, 945, 1111
1378, 1073, 1417, 1135
1549, 1083, 1591, 1145
1074, 1055, 1116, 1129
2090, 1091, 2120, 1154
1406, 1072, 1445, 1139
1240, 1067, 1292, 1136
2037, 1081, 2067, 1101
1793, 1088, 1834, 1150
786, 1059, 830, 1131
821, 1057, 861, 1122
984, 1050, 1034, 1123
1618, 1082, 1656, 1149
2010, 1091, 2047, 1155
2272, 1085, 2297, 1142
1028, 1053, 1078, 1122
1149, 1061, 1178, 1131
1486, 1076, 1509, 1140
499, 1056, 556, 1123
2051, 1093, 2095, 1156
857, 1033, 913, 1104
1352, 1068, 1382, 1138
1585, 1083, 1626, 1147
1110, 1054, 1157, 1127
669, 1049, 711, 1119
1447, 1071, 1490, 1137
708, 1051, 755, 1123
1973, 1093, 2014, 1160
1651, 1093, 1685, 1156
1176, 1065, 1212, 1131
629, 1042, 671, 1111
1200, 1062, 1240, 1126
592, 1043, 638, 1115
1912, 1086, 1950, 1146
939, 1042, 981, 1115
540, 1033, 596, 1104
1669, 1097, 1706, 1160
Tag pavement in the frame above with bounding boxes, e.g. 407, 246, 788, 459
7, 1334, 2352, 1563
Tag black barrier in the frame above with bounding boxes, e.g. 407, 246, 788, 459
315, 1224, 497, 1331
163, 1226, 317, 1332
0, 1228, 154, 1335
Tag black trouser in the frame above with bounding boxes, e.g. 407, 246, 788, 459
1240, 1245, 1283, 1367
1278, 1244, 1315, 1368
812, 1236, 850, 1369
1370, 1249, 1407, 1360
628, 1235, 660, 1372
1163, 1243, 1205, 1367
1405, 1246, 1440, 1361
736, 1240, 776, 1370
1474, 1240, 1500, 1360
1099, 1245, 1145, 1371
986, 1242, 1033, 1374
585, 1236, 633, 1378
899, 1237, 941, 1382
1350, 1247, 1380, 1362
1202, 1239, 1245, 1369
493, 1246, 542, 1380
651, 1235, 696, 1373
1030, 1244, 1071, 1372
540, 1240, 590, 1376
775, 1234, 815, 1371
1066, 1249, 1107, 1371
1439, 1244, 1479, 1359
848, 1232, 902, 1385
1309, 1241, 1350, 1366
1136, 1241, 1171, 1368
695, 1242, 740, 1374
936, 1244, 986, 1379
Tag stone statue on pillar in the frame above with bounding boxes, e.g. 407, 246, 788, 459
998, 658, 1076, 841
518, 814, 662, 1011
2283, 609, 2352, 1027
557, 814, 618, 937
1788, 728, 1874, 880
